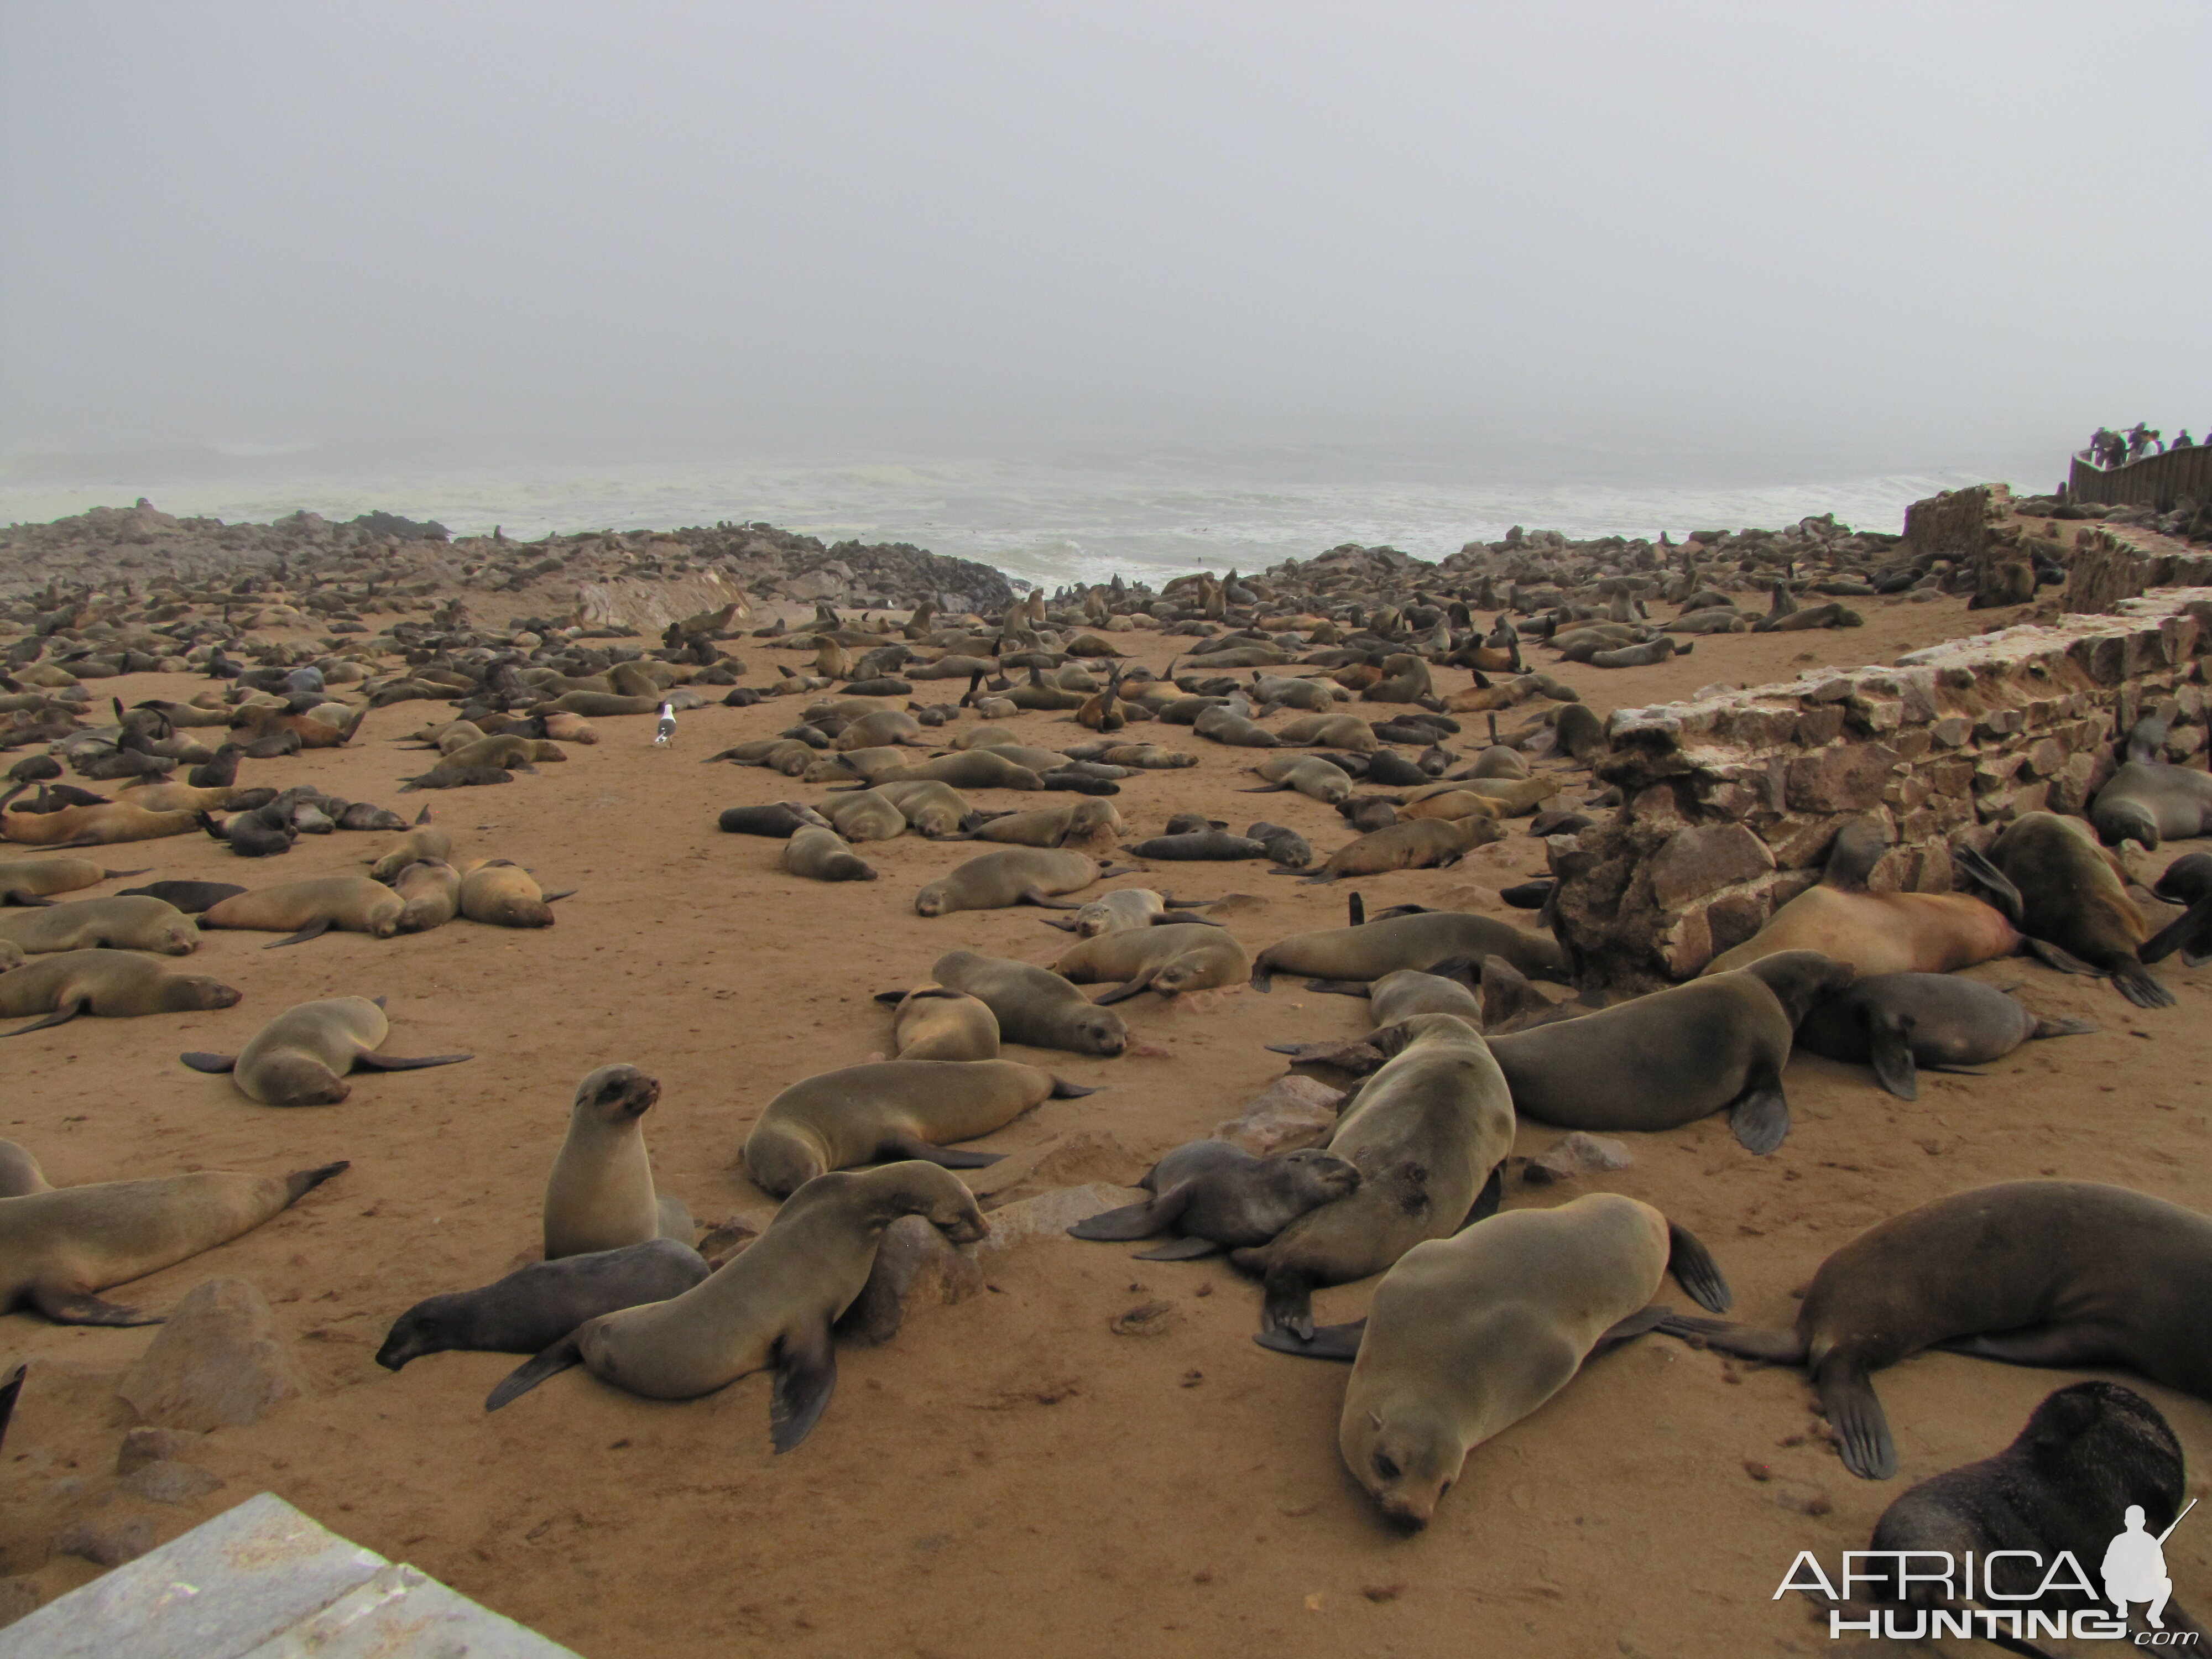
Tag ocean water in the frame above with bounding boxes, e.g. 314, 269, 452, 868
0, 444, 2028, 589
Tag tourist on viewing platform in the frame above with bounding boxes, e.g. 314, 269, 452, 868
2172, 429, 2195, 450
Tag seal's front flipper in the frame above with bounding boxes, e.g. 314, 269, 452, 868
770, 1318, 838, 1453
1254, 1318, 1365, 1360
2109, 956, 2176, 1010
1463, 1163, 1505, 1228
1729, 1078, 1791, 1154
1133, 1236, 1220, 1261
2025, 937, 2100, 978
1303, 979, 1371, 998
3, 999, 87, 1037
1861, 1009, 1918, 1100
1068, 1197, 1172, 1242
1817, 1358, 1896, 1480
2140, 891, 2212, 965
485, 1334, 583, 1410
354, 1051, 474, 1071
179, 1051, 239, 1073
1665, 1222, 1733, 1313
1590, 1306, 1671, 1357
1952, 846, 2024, 926
1091, 971, 1158, 1005
1019, 890, 1084, 910
872, 990, 908, 1005
263, 919, 331, 948
1932, 1322, 2114, 1369
883, 1133, 1001, 1170
32, 1285, 159, 1326
1049, 1077, 1099, 1098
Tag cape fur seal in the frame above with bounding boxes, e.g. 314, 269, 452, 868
392, 858, 461, 932
744, 1058, 1096, 1196
1234, 1013, 1517, 1338
1050, 922, 1250, 1001
1049, 887, 1221, 936
0, 895, 198, 956
200, 874, 405, 946
376, 1239, 711, 1372
0, 1150, 347, 1322
1958, 811, 2173, 1008
1, 949, 242, 1036
877, 985, 1001, 1060
1294, 818, 1500, 883
1793, 972, 2096, 1099
930, 950, 1130, 1056
914, 847, 1099, 916
1704, 817, 2019, 978
1488, 951, 1856, 1154
784, 825, 877, 882
1068, 1141, 1359, 1260
1, 802, 198, 847
544, 1064, 693, 1257
114, 879, 245, 914
1664, 1180, 2212, 1479
1261, 1194, 1731, 1530
486, 1161, 988, 1452
459, 859, 565, 927
179, 995, 472, 1105
0, 856, 129, 904
2090, 755, 2212, 850
1253, 910, 1569, 991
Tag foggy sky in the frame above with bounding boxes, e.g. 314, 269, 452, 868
2, 2, 2206, 471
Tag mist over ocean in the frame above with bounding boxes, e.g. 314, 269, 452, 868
0, 440, 2042, 591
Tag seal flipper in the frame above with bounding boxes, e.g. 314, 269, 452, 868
1132, 1236, 1220, 1261
0, 1363, 22, 1451
179, 1052, 239, 1073
1463, 1163, 1505, 1228
1303, 979, 1373, 998
352, 1050, 475, 1072
2028, 1015, 2098, 1040
1815, 1356, 1896, 1480
1048, 1077, 1098, 1098
485, 1333, 583, 1410
1860, 1006, 1918, 1100
1068, 1188, 1183, 1241
1664, 1222, 1733, 1313
3, 999, 88, 1037
1590, 1306, 1671, 1357
769, 1318, 837, 1453
2140, 891, 2212, 966
2105, 954, 2176, 1010
881, 1132, 1001, 1170
1655, 1314, 1806, 1365
1347, 891, 1365, 926
1951, 845, 2025, 926
1728, 1072, 1791, 1155
31, 1285, 159, 1326
871, 990, 908, 1005
263, 919, 332, 948
1931, 1322, 2117, 1369
1258, 1268, 1318, 1340
1091, 969, 1159, 1005
1253, 1318, 1365, 1360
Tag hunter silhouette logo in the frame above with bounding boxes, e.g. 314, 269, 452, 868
1777, 1498, 2202, 1646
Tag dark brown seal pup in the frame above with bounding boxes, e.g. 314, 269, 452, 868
1488, 951, 1857, 1154
1068, 1141, 1360, 1260
1794, 972, 2095, 1099
1863, 1381, 2201, 1634
114, 879, 246, 914
1663, 1181, 2212, 1479
375, 1238, 710, 1371
1959, 811, 2173, 1007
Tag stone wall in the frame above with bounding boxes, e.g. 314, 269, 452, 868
1550, 589, 2212, 988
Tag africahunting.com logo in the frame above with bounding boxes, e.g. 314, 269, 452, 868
1777, 1499, 2200, 1646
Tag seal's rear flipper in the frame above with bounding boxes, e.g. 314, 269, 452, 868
485, 1334, 583, 1410
769, 1319, 837, 1453
1728, 1077, 1791, 1154
1951, 846, 2025, 926
872, 990, 909, 1005
1091, 971, 1157, 1005
1259, 1271, 1317, 1342
2107, 956, 2176, 1009
2, 999, 87, 1037
0, 892, 55, 907
354, 1051, 474, 1072
1019, 891, 1084, 910
541, 889, 578, 903
1153, 910, 1225, 927
32, 1285, 159, 1326
282, 1161, 350, 1203
1133, 1236, 1219, 1261
1656, 1313, 1805, 1364
884, 1134, 1001, 1170
1068, 1198, 1171, 1242
1665, 1223, 1733, 1312
1590, 1306, 1671, 1357
1817, 1358, 1896, 1480
2140, 892, 2212, 967
1037, 916, 1079, 931
1347, 891, 1365, 925
2028, 1016, 2099, 1040
263, 919, 332, 948
1254, 1318, 1365, 1360
179, 1052, 239, 1073
1499, 879, 1554, 911
1861, 1008, 1919, 1101
1048, 1077, 1099, 1098
1303, 979, 1371, 998
0, 1363, 22, 1452
1464, 1163, 1505, 1228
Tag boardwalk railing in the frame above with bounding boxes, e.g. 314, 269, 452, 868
2069, 444, 2212, 513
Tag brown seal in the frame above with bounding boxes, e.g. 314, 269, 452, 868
1233, 1013, 1517, 1338
1, 802, 198, 847
1793, 971, 2096, 1099
1294, 818, 1501, 883
485, 1161, 989, 1452
1068, 1141, 1360, 1260
1253, 910, 1569, 990
1664, 1180, 2212, 1479
0, 950, 241, 1035
876, 985, 1001, 1060
783, 825, 878, 882
744, 1058, 1096, 1196
393, 858, 462, 932
544, 1064, 693, 1258
200, 874, 406, 946
1050, 922, 1250, 1002
1259, 1194, 1731, 1530
0, 857, 127, 904
928, 949, 1130, 1056
0, 1148, 347, 1322
0, 895, 199, 957
459, 858, 565, 926
179, 995, 471, 1105
1488, 950, 1857, 1154
915, 847, 1099, 916
1957, 810, 2173, 1008
375, 1239, 709, 1372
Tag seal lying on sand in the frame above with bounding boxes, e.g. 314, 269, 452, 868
485, 1162, 987, 1452
1662, 1180, 2212, 1479
180, 996, 472, 1106
1793, 972, 2096, 1099
1256, 1195, 1731, 1531
1, 949, 241, 1036
1068, 1142, 1359, 1259
376, 1239, 710, 1372
1957, 811, 2174, 1008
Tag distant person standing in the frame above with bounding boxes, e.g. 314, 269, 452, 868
654, 702, 676, 745
2172, 429, 2195, 450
